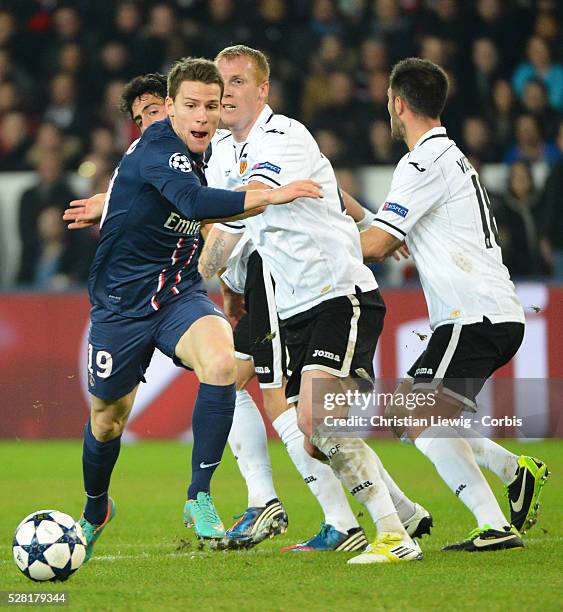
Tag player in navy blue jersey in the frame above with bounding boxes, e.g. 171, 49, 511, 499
73, 58, 321, 560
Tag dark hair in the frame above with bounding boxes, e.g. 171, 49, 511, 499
119, 73, 167, 117
167, 57, 224, 100
389, 58, 449, 119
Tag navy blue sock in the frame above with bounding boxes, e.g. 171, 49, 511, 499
82, 420, 121, 524
188, 382, 235, 499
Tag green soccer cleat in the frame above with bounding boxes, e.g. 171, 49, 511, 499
442, 524, 523, 552
506, 455, 549, 533
183, 492, 225, 541
79, 497, 116, 563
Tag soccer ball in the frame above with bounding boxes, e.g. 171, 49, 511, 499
13, 510, 86, 582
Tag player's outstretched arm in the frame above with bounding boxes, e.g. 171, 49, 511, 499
198, 225, 242, 280
243, 179, 322, 210
63, 193, 106, 229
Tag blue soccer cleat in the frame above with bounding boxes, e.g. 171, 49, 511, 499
79, 497, 116, 563
223, 498, 288, 549
281, 522, 368, 552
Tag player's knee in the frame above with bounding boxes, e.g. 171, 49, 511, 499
90, 411, 126, 441
200, 350, 236, 385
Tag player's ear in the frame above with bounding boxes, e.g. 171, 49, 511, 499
165, 95, 175, 118
394, 95, 404, 117
259, 80, 269, 102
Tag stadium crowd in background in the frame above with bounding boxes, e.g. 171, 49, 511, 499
0, 0, 562, 284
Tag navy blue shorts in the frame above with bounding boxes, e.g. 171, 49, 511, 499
87, 290, 226, 401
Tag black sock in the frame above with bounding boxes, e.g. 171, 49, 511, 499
187, 382, 235, 499
82, 420, 121, 524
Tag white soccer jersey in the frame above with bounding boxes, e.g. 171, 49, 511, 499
373, 126, 525, 330
206, 105, 377, 320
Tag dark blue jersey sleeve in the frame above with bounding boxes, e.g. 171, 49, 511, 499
140, 134, 246, 220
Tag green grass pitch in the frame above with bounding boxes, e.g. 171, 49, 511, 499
0, 439, 561, 611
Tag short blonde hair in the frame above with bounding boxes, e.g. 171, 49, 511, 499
215, 45, 270, 83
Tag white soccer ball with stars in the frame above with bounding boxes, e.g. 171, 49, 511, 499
13, 510, 86, 581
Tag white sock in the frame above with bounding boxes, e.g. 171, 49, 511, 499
228, 390, 277, 507
415, 426, 509, 530
370, 451, 417, 523
310, 430, 409, 539
459, 428, 518, 485
272, 407, 359, 534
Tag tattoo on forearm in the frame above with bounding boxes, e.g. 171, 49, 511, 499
201, 238, 226, 279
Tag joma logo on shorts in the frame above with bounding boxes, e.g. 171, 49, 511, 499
312, 349, 341, 362
414, 367, 433, 376
255, 366, 271, 374
350, 481, 373, 496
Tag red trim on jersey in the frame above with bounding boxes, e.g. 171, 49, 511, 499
171, 238, 185, 266
169, 238, 199, 296
150, 237, 200, 306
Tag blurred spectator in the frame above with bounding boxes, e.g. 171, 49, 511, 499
312, 71, 365, 163
111, 2, 144, 54
521, 79, 561, 139
534, 9, 561, 44
138, 3, 187, 74
472, 0, 531, 73
31, 204, 98, 290
0, 111, 32, 171
495, 161, 546, 278
469, 37, 501, 111
440, 69, 464, 144
418, 35, 452, 69
309, 0, 349, 39
93, 80, 137, 152
365, 0, 413, 63
79, 125, 121, 178
267, 78, 290, 117
462, 116, 500, 163
419, 0, 467, 49
539, 121, 563, 280
334, 166, 365, 203
26, 121, 82, 170
0, 80, 20, 115
17, 154, 78, 284
302, 34, 355, 122
367, 119, 404, 165
92, 41, 133, 92
43, 73, 87, 139
0, 49, 32, 97
504, 114, 560, 165
358, 38, 388, 76
314, 128, 347, 166
512, 36, 563, 111
32, 206, 73, 290
359, 69, 390, 122
196, 0, 249, 60
488, 79, 517, 151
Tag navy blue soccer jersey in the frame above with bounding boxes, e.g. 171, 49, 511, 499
88, 118, 245, 318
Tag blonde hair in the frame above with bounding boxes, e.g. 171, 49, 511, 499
215, 45, 270, 83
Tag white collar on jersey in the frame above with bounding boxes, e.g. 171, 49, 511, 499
413, 126, 448, 150
233, 104, 274, 147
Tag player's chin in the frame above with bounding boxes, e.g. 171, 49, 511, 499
187, 131, 211, 153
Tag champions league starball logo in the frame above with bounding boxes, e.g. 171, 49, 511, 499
168, 153, 192, 173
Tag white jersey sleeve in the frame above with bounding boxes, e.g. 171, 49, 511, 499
247, 119, 313, 188
372, 155, 447, 240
